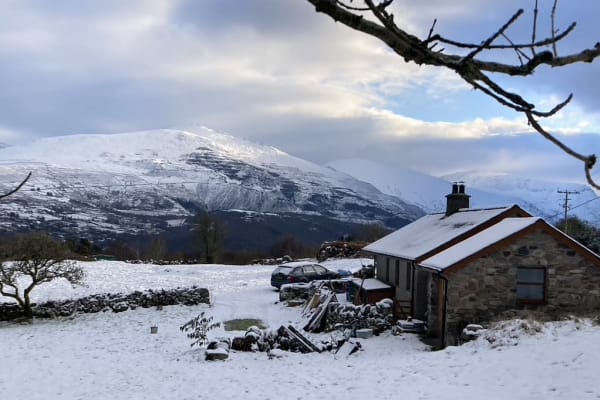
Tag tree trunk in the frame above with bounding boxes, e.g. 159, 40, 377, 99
23, 294, 33, 318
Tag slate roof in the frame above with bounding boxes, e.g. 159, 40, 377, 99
363, 205, 524, 261
419, 217, 541, 271
420, 217, 600, 272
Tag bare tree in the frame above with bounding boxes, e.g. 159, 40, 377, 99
305, 0, 600, 187
0, 172, 32, 200
0, 233, 85, 318
192, 212, 226, 264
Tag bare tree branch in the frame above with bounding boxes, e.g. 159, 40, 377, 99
462, 8, 524, 63
306, 0, 600, 187
0, 172, 32, 200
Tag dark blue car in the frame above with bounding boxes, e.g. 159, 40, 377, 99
270, 261, 340, 289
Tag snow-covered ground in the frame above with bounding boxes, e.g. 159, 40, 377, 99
1, 259, 599, 400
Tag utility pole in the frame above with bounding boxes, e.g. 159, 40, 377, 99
557, 189, 580, 234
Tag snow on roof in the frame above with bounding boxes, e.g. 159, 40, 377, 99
420, 217, 542, 271
363, 206, 515, 260
351, 278, 392, 290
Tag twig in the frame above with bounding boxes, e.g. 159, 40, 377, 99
336, 0, 369, 12
501, 32, 528, 65
531, 0, 539, 57
427, 18, 437, 41
551, 0, 560, 56
432, 23, 576, 51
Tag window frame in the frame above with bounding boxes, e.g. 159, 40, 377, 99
516, 266, 547, 304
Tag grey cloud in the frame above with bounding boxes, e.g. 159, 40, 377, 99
172, 0, 318, 36
0, 0, 597, 185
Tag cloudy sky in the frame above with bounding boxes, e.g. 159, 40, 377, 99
0, 0, 599, 182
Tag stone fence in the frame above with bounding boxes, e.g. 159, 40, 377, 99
0, 286, 210, 321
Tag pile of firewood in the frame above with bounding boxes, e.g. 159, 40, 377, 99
300, 287, 395, 335
316, 241, 368, 261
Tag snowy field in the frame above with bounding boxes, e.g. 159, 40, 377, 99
1, 259, 600, 400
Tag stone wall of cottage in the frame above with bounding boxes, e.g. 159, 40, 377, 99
441, 229, 600, 345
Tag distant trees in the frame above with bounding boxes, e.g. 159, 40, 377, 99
145, 236, 167, 261
0, 233, 85, 318
352, 222, 392, 243
269, 236, 316, 260
66, 237, 99, 259
192, 212, 226, 264
556, 217, 600, 254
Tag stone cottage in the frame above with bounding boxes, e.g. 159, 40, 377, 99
363, 183, 600, 345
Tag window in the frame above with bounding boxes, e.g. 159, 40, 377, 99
516, 267, 546, 302
394, 259, 400, 286
405, 263, 411, 291
313, 265, 327, 276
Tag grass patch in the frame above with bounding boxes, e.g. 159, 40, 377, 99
223, 318, 267, 331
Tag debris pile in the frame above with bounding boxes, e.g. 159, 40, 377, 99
317, 241, 368, 261
213, 324, 362, 360
296, 283, 395, 335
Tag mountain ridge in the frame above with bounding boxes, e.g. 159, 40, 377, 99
328, 158, 600, 225
0, 128, 423, 251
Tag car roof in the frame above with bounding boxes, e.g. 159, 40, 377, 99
277, 261, 321, 268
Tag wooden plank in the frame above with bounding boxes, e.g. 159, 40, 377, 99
281, 326, 313, 353
287, 325, 321, 353
304, 293, 334, 333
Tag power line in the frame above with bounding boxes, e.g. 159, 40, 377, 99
549, 193, 600, 218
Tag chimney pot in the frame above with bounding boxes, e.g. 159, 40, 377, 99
445, 183, 470, 215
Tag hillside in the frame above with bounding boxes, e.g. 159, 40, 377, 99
0, 128, 423, 251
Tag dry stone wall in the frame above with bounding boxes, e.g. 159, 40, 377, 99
0, 286, 210, 321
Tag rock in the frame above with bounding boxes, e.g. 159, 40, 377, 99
231, 336, 254, 351
206, 339, 230, 360
205, 348, 229, 361
111, 302, 129, 313
461, 324, 485, 342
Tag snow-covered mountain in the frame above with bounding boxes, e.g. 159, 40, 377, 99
442, 170, 600, 225
328, 159, 599, 225
0, 128, 423, 247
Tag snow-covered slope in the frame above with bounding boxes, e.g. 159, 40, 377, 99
327, 159, 546, 217
0, 129, 423, 241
